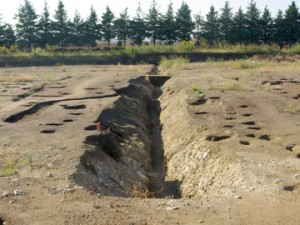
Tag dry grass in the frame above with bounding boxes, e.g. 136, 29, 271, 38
0, 147, 18, 176
283, 103, 299, 114
220, 80, 248, 92
0, 73, 39, 83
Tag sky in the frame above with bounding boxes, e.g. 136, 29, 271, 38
0, 0, 296, 26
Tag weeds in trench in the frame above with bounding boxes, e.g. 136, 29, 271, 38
131, 184, 153, 198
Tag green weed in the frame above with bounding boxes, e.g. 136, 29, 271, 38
220, 80, 247, 92
159, 55, 189, 69
284, 103, 298, 114
131, 184, 153, 198
22, 154, 34, 166
191, 85, 203, 94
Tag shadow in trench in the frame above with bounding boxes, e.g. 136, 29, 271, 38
148, 88, 182, 199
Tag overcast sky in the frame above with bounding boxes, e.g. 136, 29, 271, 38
0, 0, 296, 25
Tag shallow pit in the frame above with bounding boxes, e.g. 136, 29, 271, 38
63, 119, 74, 123
283, 185, 294, 192
41, 130, 56, 134
242, 121, 256, 125
63, 104, 86, 110
195, 112, 208, 115
259, 135, 271, 141
240, 141, 250, 145
248, 127, 261, 130
206, 135, 231, 142
46, 123, 63, 126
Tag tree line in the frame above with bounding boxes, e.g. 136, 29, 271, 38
0, 0, 299, 50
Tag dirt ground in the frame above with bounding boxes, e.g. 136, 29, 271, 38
0, 59, 300, 225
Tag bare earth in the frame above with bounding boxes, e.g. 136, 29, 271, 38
0, 60, 300, 225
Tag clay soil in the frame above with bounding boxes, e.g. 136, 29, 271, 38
0, 60, 300, 225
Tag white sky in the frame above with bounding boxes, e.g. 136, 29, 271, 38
0, 0, 296, 26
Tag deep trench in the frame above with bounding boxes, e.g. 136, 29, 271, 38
73, 76, 179, 198
148, 87, 181, 198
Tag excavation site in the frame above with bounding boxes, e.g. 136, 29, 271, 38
0, 59, 300, 225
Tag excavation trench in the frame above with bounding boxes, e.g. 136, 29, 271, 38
72, 76, 180, 198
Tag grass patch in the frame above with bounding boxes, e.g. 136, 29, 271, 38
220, 80, 247, 92
22, 153, 34, 166
0, 73, 39, 83
191, 85, 204, 94
283, 103, 299, 114
230, 60, 263, 69
0, 149, 17, 176
159, 55, 189, 69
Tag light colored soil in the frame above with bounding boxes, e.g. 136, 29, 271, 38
0, 60, 300, 225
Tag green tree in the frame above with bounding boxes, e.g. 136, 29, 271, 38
101, 6, 115, 47
52, 0, 69, 46
114, 8, 130, 48
0, 15, 15, 48
219, 1, 233, 44
284, 1, 300, 46
274, 10, 285, 48
15, 0, 38, 49
84, 7, 101, 47
245, 0, 261, 44
37, 2, 52, 47
129, 3, 146, 46
202, 6, 219, 47
160, 2, 177, 45
145, 0, 160, 45
232, 7, 247, 45
69, 10, 85, 46
193, 13, 204, 46
260, 6, 274, 45
175, 2, 195, 42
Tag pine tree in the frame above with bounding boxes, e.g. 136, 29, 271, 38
232, 7, 247, 45
114, 8, 130, 48
274, 10, 285, 48
15, 0, 38, 49
245, 0, 261, 44
52, 0, 69, 46
37, 2, 52, 47
202, 6, 219, 48
175, 2, 195, 42
159, 1, 177, 45
69, 10, 85, 46
129, 3, 146, 46
260, 6, 274, 45
0, 15, 15, 47
219, 1, 233, 44
145, 0, 160, 45
101, 6, 115, 47
84, 7, 101, 47
284, 1, 300, 46
193, 13, 204, 46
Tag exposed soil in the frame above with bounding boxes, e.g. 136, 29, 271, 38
0, 61, 300, 225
